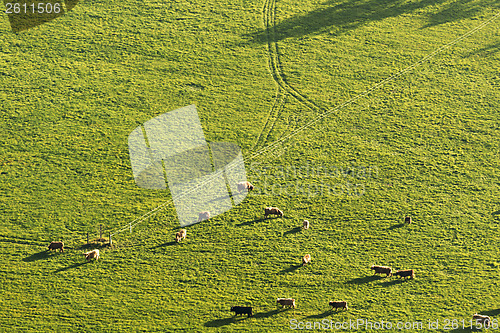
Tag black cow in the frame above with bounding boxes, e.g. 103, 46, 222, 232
394, 269, 415, 279
230, 306, 253, 317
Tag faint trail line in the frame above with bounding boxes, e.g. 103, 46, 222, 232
254, 0, 325, 150
111, 11, 499, 237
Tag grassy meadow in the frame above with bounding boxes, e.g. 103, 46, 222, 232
0, 0, 499, 331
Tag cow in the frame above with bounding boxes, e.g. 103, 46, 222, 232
405, 216, 412, 224
303, 220, 310, 230
176, 229, 187, 242
394, 269, 414, 279
48, 241, 64, 253
198, 211, 210, 222
237, 181, 254, 192
277, 298, 296, 309
302, 254, 311, 266
264, 207, 283, 218
473, 314, 491, 329
230, 306, 253, 317
370, 265, 392, 277
329, 301, 348, 311
84, 249, 100, 262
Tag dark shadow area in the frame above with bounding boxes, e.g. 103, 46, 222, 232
480, 308, 500, 317
22, 250, 53, 262
236, 217, 266, 227
284, 227, 302, 236
243, 0, 495, 45
304, 311, 332, 319
423, 0, 498, 28
77, 243, 108, 251
4, 0, 73, 33
253, 309, 282, 319
55, 261, 88, 273
379, 279, 407, 287
279, 264, 302, 274
347, 275, 383, 285
387, 223, 406, 230
204, 316, 245, 328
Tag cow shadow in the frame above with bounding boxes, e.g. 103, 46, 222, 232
480, 308, 500, 316
22, 250, 54, 262
55, 261, 89, 273
253, 309, 281, 319
279, 264, 302, 274
347, 275, 383, 285
304, 311, 332, 319
379, 279, 407, 287
204, 316, 246, 327
236, 217, 266, 227
284, 227, 302, 236
387, 223, 405, 230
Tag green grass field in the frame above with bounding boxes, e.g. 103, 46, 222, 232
1, 0, 499, 331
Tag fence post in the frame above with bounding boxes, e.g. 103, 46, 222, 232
87, 232, 89, 244
109, 233, 112, 246
130, 223, 132, 233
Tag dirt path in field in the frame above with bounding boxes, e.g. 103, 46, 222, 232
253, 0, 325, 150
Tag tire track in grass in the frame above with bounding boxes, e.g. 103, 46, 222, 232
254, 0, 326, 149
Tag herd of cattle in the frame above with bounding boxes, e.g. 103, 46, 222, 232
45, 181, 492, 326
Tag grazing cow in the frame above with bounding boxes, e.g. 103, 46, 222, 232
264, 207, 283, 218
329, 301, 348, 311
370, 265, 392, 277
176, 229, 187, 242
277, 298, 296, 309
197, 211, 210, 222
237, 181, 254, 192
394, 269, 414, 279
84, 249, 100, 262
230, 306, 253, 317
405, 216, 412, 224
473, 314, 491, 328
303, 220, 310, 230
48, 241, 64, 253
302, 254, 311, 266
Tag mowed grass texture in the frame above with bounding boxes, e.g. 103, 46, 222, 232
0, 0, 499, 331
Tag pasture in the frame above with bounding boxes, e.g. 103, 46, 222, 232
0, 0, 499, 331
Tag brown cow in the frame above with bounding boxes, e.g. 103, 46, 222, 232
237, 181, 254, 192
302, 254, 311, 266
197, 211, 210, 222
84, 249, 100, 262
473, 314, 491, 329
370, 265, 392, 277
48, 241, 64, 253
176, 229, 187, 242
329, 301, 348, 311
303, 220, 310, 230
277, 298, 296, 309
394, 269, 414, 279
264, 207, 283, 218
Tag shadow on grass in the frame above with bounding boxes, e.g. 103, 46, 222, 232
347, 275, 383, 285
22, 250, 54, 262
387, 223, 406, 230
55, 261, 89, 273
304, 311, 332, 319
236, 217, 266, 227
0, 235, 45, 246
253, 309, 282, 319
279, 264, 302, 274
379, 279, 407, 287
284, 227, 302, 236
204, 316, 251, 327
